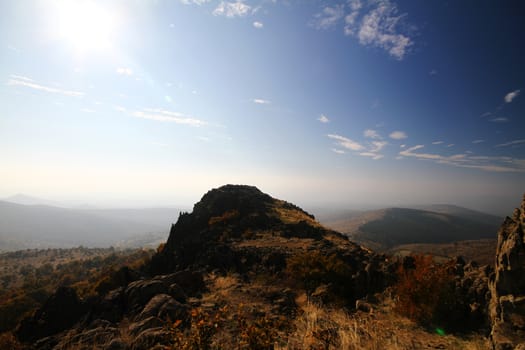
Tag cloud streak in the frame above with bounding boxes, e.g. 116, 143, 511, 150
327, 134, 364, 151
495, 139, 525, 148
132, 108, 207, 127
327, 131, 386, 160
253, 98, 270, 104
7, 76, 85, 97
399, 145, 525, 173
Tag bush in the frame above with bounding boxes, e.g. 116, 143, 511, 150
286, 251, 353, 296
393, 255, 456, 328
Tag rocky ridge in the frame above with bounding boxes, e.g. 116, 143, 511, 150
489, 194, 525, 349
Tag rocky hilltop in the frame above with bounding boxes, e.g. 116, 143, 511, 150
13, 185, 393, 349
489, 194, 525, 349
8, 185, 524, 350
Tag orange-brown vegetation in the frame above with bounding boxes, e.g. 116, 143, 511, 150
286, 250, 353, 296
393, 255, 456, 328
0, 247, 153, 333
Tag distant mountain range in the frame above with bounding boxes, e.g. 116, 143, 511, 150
322, 205, 503, 251
0, 199, 184, 251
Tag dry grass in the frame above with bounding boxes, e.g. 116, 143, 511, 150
282, 302, 491, 350
272, 203, 320, 227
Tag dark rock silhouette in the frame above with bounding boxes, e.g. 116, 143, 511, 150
489, 194, 525, 349
16, 286, 87, 343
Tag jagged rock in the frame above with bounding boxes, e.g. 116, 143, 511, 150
131, 327, 172, 350
124, 272, 201, 316
489, 194, 525, 349
16, 286, 87, 343
129, 316, 164, 336
138, 294, 189, 323
125, 279, 168, 313
166, 270, 205, 296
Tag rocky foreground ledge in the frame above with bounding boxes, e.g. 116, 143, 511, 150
489, 194, 525, 350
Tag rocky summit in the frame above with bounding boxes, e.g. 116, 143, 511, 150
12, 185, 394, 349
8, 185, 525, 350
489, 194, 525, 350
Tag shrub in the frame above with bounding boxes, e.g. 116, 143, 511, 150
393, 255, 456, 328
286, 251, 353, 298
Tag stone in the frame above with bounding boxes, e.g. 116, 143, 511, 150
489, 194, 525, 349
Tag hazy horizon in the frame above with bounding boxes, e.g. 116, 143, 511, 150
0, 189, 518, 217
1, 1, 523, 218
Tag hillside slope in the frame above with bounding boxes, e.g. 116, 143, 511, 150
324, 206, 501, 250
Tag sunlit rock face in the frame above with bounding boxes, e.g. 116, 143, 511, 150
489, 194, 525, 350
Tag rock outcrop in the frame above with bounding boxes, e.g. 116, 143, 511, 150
14, 184, 395, 349
489, 194, 525, 350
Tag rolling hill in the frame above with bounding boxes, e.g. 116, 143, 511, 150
323, 206, 502, 251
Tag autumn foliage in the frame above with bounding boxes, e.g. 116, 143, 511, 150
393, 255, 455, 327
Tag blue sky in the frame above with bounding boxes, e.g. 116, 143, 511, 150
0, 0, 523, 214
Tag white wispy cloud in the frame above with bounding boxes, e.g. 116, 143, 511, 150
10, 75, 33, 82
312, 0, 414, 60
399, 145, 525, 173
355, 1, 413, 60
253, 21, 263, 29
7, 76, 84, 97
327, 132, 386, 159
495, 139, 525, 148
180, 0, 210, 4
369, 140, 387, 152
332, 148, 345, 154
490, 117, 509, 123
327, 134, 364, 151
253, 98, 270, 104
446, 143, 454, 148
311, 4, 345, 29
429, 69, 437, 76
504, 89, 520, 103
318, 114, 330, 123
116, 67, 133, 76
133, 108, 207, 127
480, 112, 491, 118
472, 139, 485, 144
364, 129, 381, 139
213, 1, 251, 17
389, 130, 407, 140
432, 141, 444, 145
359, 152, 384, 160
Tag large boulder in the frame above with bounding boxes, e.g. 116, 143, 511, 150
15, 286, 87, 343
489, 194, 525, 349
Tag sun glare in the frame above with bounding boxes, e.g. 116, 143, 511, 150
54, 1, 117, 53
